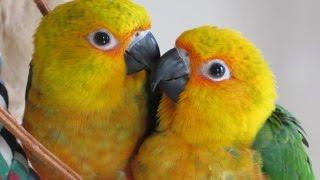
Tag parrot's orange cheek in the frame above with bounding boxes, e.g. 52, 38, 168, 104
110, 45, 127, 56
187, 76, 252, 107
190, 74, 232, 90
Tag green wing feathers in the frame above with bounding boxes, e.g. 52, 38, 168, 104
253, 105, 315, 180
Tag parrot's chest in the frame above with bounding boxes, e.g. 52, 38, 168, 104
23, 96, 147, 179
133, 132, 264, 180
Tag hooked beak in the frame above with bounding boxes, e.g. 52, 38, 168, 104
151, 48, 189, 102
125, 31, 160, 74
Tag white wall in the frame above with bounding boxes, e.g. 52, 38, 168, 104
136, 0, 320, 177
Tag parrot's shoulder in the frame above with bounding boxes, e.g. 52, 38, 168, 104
253, 105, 315, 180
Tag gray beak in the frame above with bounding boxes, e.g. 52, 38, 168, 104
151, 48, 190, 102
125, 32, 160, 74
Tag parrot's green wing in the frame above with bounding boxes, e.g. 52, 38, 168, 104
253, 105, 315, 180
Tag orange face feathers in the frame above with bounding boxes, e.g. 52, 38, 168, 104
156, 26, 277, 147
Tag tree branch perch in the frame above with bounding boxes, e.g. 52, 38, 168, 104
33, 0, 50, 16
0, 107, 82, 179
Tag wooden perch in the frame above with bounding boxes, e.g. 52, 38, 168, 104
33, 0, 51, 16
0, 107, 82, 180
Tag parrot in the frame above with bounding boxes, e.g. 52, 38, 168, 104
23, 0, 160, 179
132, 26, 315, 179
0, 56, 38, 180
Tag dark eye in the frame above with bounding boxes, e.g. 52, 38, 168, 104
201, 59, 231, 82
93, 32, 110, 46
209, 62, 226, 78
87, 28, 118, 51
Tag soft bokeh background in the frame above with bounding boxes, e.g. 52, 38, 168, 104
0, 0, 319, 178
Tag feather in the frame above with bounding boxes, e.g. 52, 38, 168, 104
253, 105, 315, 180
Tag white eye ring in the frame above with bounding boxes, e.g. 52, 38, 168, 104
87, 28, 118, 51
201, 59, 231, 82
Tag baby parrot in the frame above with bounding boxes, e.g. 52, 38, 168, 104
132, 26, 314, 179
23, 0, 160, 179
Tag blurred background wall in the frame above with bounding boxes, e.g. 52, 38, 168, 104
0, 0, 319, 177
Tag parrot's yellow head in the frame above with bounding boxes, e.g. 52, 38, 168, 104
30, 0, 159, 112
153, 26, 276, 147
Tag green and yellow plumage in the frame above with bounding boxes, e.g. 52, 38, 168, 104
132, 26, 314, 179
23, 0, 153, 178
254, 105, 314, 179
